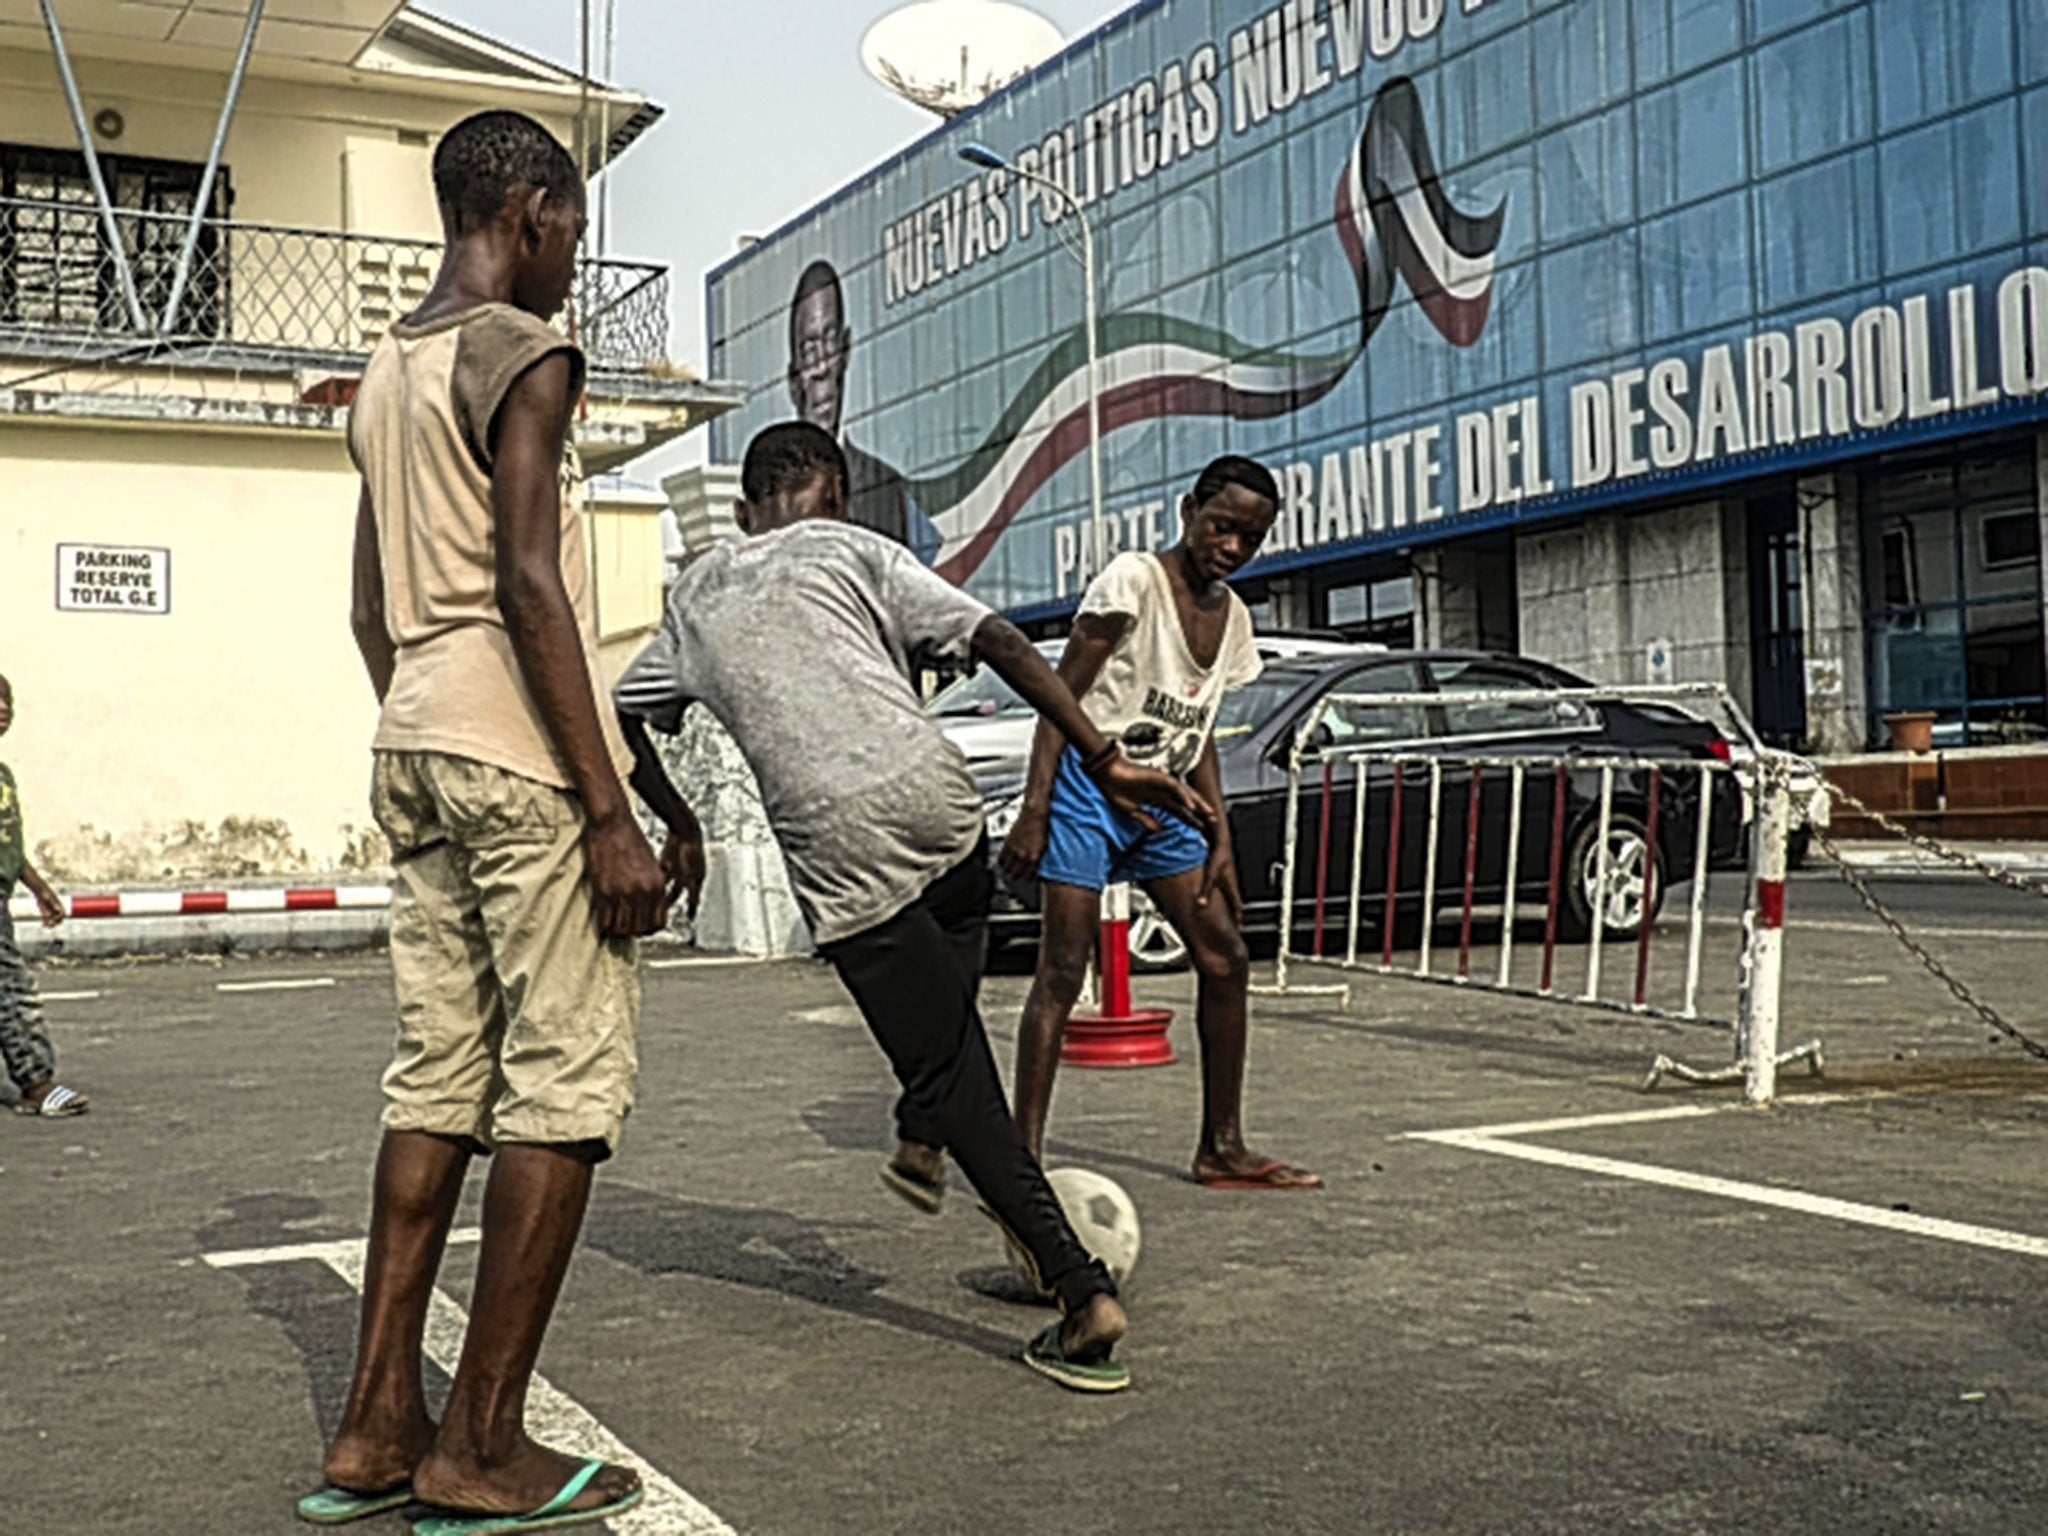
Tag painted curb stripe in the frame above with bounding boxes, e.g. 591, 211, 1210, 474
9, 886, 395, 920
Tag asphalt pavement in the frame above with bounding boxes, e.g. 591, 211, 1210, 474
3, 863, 2045, 1535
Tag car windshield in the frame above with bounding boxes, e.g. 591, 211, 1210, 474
927, 666, 1029, 718
932, 652, 1319, 732
1214, 673, 1308, 741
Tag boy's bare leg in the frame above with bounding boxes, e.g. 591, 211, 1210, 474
1143, 869, 1320, 1187
412, 1144, 640, 1515
1010, 882, 1101, 1162
324, 1130, 472, 1493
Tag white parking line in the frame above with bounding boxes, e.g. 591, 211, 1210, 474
1406, 1101, 2048, 1260
204, 1233, 735, 1535
216, 977, 338, 994
1705, 914, 2045, 941
645, 955, 779, 971
204, 1229, 481, 1269
40, 989, 102, 1002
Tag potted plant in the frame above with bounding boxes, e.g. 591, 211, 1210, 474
1882, 710, 1936, 753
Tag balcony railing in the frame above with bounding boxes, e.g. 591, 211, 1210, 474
0, 195, 669, 372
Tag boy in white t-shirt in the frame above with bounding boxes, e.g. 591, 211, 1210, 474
1001, 456, 1322, 1191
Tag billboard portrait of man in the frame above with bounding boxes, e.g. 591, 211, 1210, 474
787, 259, 939, 563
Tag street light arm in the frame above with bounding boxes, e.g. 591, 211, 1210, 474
1002, 161, 1091, 270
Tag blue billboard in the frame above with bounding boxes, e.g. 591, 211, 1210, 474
708, 0, 2048, 617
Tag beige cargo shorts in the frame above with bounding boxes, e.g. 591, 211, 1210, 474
370, 750, 639, 1156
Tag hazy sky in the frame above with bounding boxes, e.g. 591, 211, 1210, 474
425, 0, 1129, 476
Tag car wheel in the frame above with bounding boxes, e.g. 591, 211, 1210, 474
1127, 889, 1190, 972
1558, 813, 1666, 942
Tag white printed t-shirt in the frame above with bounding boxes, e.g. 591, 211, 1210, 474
1075, 551, 1261, 779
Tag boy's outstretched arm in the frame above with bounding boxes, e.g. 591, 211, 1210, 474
971, 614, 1212, 834
493, 353, 666, 939
618, 711, 705, 919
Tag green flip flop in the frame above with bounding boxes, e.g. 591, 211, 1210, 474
296, 1484, 414, 1524
411, 1458, 644, 1536
1023, 1321, 1131, 1394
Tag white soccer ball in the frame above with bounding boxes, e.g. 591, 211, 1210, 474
1009, 1167, 1141, 1290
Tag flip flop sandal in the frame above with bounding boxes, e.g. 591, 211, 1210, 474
1023, 1321, 1131, 1394
411, 1457, 644, 1536
297, 1484, 414, 1525
14, 1084, 87, 1117
1194, 1157, 1322, 1191
880, 1159, 945, 1215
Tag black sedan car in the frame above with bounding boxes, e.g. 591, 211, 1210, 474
979, 650, 1746, 969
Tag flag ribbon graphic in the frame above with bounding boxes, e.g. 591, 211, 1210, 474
922, 76, 1506, 584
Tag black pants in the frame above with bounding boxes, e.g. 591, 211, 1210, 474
819, 839, 1114, 1314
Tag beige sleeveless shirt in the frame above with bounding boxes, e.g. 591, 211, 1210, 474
349, 303, 630, 789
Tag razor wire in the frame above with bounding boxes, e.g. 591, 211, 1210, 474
1810, 821, 2048, 1064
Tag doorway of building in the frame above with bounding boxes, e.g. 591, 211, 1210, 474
1748, 488, 1808, 749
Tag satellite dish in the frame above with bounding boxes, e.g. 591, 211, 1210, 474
861, 0, 1066, 118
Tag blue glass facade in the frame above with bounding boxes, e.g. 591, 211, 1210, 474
707, 0, 2048, 641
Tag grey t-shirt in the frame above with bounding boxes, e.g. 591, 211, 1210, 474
615, 520, 993, 945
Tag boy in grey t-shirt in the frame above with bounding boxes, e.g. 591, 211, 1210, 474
617, 423, 1209, 1391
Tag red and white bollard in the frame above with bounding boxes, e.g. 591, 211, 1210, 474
1740, 761, 1793, 1106
1645, 752, 1821, 1098
1060, 882, 1177, 1069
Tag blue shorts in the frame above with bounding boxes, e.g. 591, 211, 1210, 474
1037, 747, 1210, 892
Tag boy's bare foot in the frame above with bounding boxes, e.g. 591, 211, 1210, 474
321, 1413, 436, 1496
1059, 1291, 1127, 1364
1192, 1145, 1321, 1189
413, 1438, 640, 1517
893, 1139, 944, 1185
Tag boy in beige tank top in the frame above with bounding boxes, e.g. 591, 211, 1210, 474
310, 110, 670, 1532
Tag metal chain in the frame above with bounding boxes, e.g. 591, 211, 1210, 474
1820, 780, 2048, 901
1810, 823, 2048, 1063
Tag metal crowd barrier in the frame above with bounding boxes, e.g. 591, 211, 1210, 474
1257, 683, 1822, 1106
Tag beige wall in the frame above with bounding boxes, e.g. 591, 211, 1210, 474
584, 488, 666, 682
0, 36, 675, 884
1, 421, 377, 882
1, 421, 666, 884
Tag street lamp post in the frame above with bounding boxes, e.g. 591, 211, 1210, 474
960, 141, 1104, 550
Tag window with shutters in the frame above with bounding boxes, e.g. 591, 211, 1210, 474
0, 144, 231, 336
